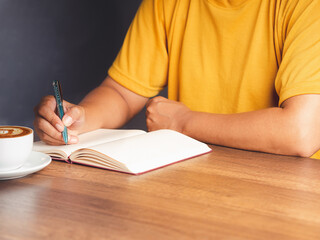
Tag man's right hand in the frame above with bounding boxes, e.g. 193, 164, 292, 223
33, 95, 85, 145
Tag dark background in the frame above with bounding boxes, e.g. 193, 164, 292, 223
0, 0, 160, 138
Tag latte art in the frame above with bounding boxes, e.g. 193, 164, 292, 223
0, 126, 32, 138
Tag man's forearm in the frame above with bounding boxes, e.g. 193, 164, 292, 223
184, 108, 294, 154
79, 86, 131, 132
183, 103, 319, 157
78, 76, 148, 133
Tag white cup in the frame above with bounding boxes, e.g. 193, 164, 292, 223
0, 126, 33, 171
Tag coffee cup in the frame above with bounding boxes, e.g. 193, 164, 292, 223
0, 126, 33, 171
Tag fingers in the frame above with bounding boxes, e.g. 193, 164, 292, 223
146, 96, 166, 115
33, 116, 66, 145
34, 95, 80, 145
146, 96, 168, 132
146, 97, 191, 133
146, 96, 166, 108
62, 105, 84, 128
35, 95, 63, 131
146, 116, 158, 132
146, 96, 169, 117
34, 96, 64, 143
34, 123, 79, 145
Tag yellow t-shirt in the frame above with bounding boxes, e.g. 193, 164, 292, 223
108, 0, 320, 157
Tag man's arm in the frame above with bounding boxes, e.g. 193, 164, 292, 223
34, 76, 148, 145
77, 76, 148, 132
146, 94, 320, 157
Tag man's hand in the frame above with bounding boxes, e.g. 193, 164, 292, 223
146, 96, 192, 133
34, 95, 85, 145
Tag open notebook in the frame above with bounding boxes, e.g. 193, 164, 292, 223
33, 129, 212, 175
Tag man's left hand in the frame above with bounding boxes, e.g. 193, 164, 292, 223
146, 96, 192, 133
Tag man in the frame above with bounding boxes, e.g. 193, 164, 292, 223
34, 0, 320, 158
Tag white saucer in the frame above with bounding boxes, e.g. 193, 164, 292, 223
0, 151, 51, 180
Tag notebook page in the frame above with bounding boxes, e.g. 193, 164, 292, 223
88, 129, 211, 174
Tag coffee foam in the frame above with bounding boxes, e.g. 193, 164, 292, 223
0, 126, 32, 138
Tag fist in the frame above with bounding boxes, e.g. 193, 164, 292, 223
145, 96, 192, 133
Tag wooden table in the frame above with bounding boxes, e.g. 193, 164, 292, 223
1, 145, 320, 240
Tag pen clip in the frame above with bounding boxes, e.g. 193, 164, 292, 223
53, 80, 63, 107
57, 80, 63, 102
53, 80, 65, 119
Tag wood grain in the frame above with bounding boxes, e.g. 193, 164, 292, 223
1, 145, 320, 240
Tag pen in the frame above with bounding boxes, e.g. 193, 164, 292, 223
52, 80, 68, 144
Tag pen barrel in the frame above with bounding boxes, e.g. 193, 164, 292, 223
57, 104, 65, 119
62, 127, 68, 144
53, 80, 68, 144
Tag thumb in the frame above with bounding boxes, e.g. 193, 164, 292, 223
62, 105, 84, 127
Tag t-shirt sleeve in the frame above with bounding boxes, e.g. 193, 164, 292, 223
275, 0, 320, 106
108, 0, 168, 97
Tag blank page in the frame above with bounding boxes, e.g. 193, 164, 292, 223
88, 129, 212, 174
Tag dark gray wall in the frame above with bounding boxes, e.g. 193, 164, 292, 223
0, 0, 158, 137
